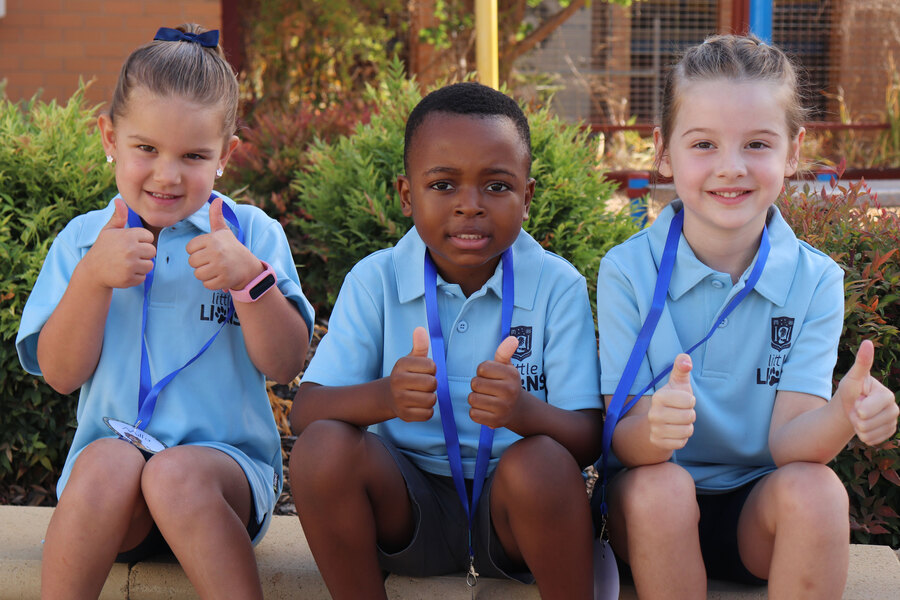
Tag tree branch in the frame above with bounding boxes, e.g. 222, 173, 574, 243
501, 0, 586, 65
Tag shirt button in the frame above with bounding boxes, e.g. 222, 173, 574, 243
711, 280, 725, 289
718, 317, 728, 328
457, 321, 469, 333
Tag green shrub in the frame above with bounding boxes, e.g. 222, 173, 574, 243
0, 84, 116, 501
292, 60, 639, 314
221, 100, 372, 224
779, 172, 900, 547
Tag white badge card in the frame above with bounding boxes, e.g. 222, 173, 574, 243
593, 537, 620, 600
103, 417, 167, 454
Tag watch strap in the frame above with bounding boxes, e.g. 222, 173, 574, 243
230, 260, 277, 303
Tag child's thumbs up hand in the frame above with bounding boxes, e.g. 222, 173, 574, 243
389, 327, 437, 422
469, 336, 522, 429
647, 354, 696, 450
86, 198, 155, 289
837, 340, 899, 446
186, 197, 258, 291
104, 196, 130, 230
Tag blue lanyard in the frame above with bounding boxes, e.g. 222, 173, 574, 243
598, 208, 770, 515
423, 248, 514, 562
126, 194, 244, 430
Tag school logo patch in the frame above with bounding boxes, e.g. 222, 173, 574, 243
200, 290, 240, 326
510, 325, 532, 361
770, 316, 794, 351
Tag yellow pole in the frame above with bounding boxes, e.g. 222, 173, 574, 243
475, 0, 499, 89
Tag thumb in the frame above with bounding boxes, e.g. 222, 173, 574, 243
494, 335, 519, 364
666, 354, 693, 392
209, 197, 229, 233
846, 340, 874, 384
409, 326, 430, 357
104, 197, 129, 230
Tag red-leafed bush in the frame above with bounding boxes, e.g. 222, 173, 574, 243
779, 166, 900, 547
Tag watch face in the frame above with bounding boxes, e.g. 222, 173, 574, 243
249, 273, 276, 300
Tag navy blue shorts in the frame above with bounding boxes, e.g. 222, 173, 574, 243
591, 473, 767, 586
697, 478, 767, 585
373, 434, 533, 584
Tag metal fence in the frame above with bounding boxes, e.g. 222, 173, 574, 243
519, 0, 898, 130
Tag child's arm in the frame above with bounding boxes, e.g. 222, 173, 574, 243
468, 336, 604, 467
768, 340, 899, 465
608, 354, 696, 467
36, 199, 155, 393
186, 198, 308, 383
290, 327, 437, 433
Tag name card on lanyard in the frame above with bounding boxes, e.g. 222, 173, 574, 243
597, 208, 771, 519
423, 248, 514, 588
103, 194, 245, 454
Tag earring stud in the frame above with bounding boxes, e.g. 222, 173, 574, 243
216, 168, 224, 177
106, 155, 114, 163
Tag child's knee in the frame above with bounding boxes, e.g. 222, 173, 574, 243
618, 463, 697, 523
494, 436, 583, 500
139, 448, 201, 507
289, 419, 368, 488
70, 438, 145, 483
770, 463, 848, 525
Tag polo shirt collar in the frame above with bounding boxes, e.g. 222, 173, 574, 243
74, 194, 225, 248
393, 227, 543, 310
650, 201, 799, 307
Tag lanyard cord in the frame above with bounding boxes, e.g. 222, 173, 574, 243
126, 194, 245, 430
598, 209, 771, 515
423, 248, 514, 561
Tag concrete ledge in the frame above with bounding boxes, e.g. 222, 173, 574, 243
2, 506, 898, 599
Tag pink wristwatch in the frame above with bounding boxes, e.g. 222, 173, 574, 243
230, 261, 277, 303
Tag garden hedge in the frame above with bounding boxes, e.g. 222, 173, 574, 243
0, 84, 116, 502
1, 83, 897, 548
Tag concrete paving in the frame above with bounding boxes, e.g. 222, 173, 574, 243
2, 505, 898, 599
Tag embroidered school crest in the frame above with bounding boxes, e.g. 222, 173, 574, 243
511, 325, 532, 360
770, 316, 794, 351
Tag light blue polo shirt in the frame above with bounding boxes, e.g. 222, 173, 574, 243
597, 202, 843, 492
302, 227, 602, 477
16, 193, 315, 542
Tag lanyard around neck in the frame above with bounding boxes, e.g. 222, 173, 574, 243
423, 248, 514, 560
126, 194, 244, 430
598, 208, 771, 515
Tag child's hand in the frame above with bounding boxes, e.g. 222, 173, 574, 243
647, 354, 696, 450
388, 327, 437, 422
837, 340, 899, 445
86, 197, 156, 289
468, 336, 522, 429
186, 197, 260, 291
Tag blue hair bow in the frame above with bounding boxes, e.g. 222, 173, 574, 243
153, 27, 219, 48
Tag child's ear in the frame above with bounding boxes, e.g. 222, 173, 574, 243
397, 175, 413, 217
522, 178, 535, 221
98, 114, 117, 157
784, 126, 805, 177
653, 127, 673, 178
218, 135, 241, 172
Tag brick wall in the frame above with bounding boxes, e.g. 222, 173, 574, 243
0, 0, 221, 108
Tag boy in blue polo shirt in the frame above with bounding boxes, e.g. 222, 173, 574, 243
289, 82, 603, 599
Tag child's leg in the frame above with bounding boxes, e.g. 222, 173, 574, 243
606, 462, 705, 600
41, 438, 154, 600
139, 445, 261, 600
737, 462, 849, 599
289, 419, 414, 600
488, 435, 593, 600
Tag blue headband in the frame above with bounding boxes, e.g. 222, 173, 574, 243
153, 27, 219, 48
